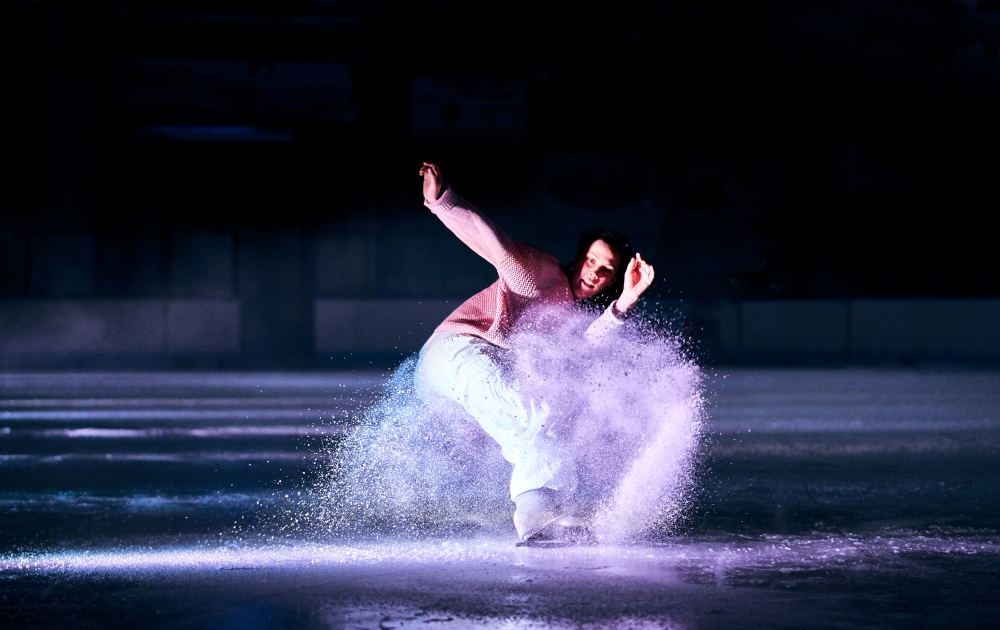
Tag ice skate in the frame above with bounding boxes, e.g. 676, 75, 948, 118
515, 513, 597, 548
513, 491, 596, 547
512, 488, 564, 542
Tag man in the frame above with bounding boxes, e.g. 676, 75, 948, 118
413, 162, 655, 542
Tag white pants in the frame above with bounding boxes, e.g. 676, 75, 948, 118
414, 331, 577, 500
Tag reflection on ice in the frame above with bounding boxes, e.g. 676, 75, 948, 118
1, 369, 998, 628
3, 531, 998, 627
0, 372, 385, 393
0, 492, 262, 514
5, 534, 997, 577
29, 426, 343, 438
325, 606, 684, 630
0, 451, 312, 462
0, 397, 367, 408
711, 417, 1000, 432
0, 409, 339, 420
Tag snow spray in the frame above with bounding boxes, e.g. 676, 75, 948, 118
301, 305, 705, 542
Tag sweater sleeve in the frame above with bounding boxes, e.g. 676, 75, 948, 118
584, 301, 628, 344
426, 188, 546, 295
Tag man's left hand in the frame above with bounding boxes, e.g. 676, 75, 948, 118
616, 253, 655, 313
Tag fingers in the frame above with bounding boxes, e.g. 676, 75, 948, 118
420, 162, 441, 178
632, 253, 654, 287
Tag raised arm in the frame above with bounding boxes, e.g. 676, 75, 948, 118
420, 162, 529, 273
584, 253, 656, 344
421, 162, 445, 204
615, 253, 655, 313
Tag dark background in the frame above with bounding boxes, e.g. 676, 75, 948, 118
2, 0, 999, 365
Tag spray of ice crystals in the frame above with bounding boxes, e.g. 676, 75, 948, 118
303, 305, 704, 542
508, 305, 705, 541
300, 361, 515, 538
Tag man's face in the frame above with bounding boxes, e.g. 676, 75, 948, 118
571, 239, 621, 300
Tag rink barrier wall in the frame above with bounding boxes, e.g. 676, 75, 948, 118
720, 298, 1000, 361
849, 299, 1000, 358
0, 298, 998, 366
314, 299, 457, 352
740, 300, 849, 354
0, 299, 240, 365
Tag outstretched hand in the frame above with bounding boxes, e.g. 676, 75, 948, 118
616, 253, 655, 313
420, 162, 444, 203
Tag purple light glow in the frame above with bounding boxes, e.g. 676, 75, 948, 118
0, 451, 317, 462
0, 410, 342, 421
0, 372, 385, 391
0, 397, 366, 408
4, 536, 996, 577
30, 426, 344, 438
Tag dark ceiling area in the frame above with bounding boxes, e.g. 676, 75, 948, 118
2, 0, 999, 301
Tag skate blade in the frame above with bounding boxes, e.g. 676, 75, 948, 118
515, 526, 597, 548
515, 539, 579, 548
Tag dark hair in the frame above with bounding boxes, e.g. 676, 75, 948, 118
567, 228, 633, 311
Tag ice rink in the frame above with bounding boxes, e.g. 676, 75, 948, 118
2, 369, 999, 629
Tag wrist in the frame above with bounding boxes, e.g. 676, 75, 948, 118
614, 297, 634, 314
425, 184, 446, 204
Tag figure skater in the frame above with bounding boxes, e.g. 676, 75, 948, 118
413, 162, 655, 542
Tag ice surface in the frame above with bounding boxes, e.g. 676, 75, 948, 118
1, 369, 999, 628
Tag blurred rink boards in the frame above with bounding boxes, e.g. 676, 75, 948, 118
0, 297, 998, 366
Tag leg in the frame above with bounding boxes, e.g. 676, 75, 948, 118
414, 333, 577, 501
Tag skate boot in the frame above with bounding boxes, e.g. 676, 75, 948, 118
513, 489, 595, 547
546, 514, 597, 545
513, 488, 563, 542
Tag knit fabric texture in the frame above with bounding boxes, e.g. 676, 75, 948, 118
426, 188, 579, 348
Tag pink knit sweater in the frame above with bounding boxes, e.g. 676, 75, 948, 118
427, 188, 623, 348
